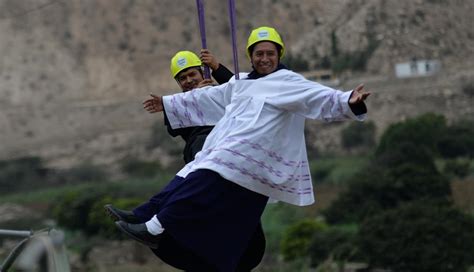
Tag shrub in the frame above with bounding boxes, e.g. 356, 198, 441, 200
308, 225, 359, 268
437, 120, 474, 158
121, 158, 162, 178
88, 196, 142, 238
340, 121, 376, 150
261, 203, 308, 254
357, 201, 474, 272
375, 141, 437, 170
55, 163, 107, 183
52, 186, 144, 237
375, 113, 447, 158
0, 157, 48, 194
280, 219, 328, 261
443, 158, 471, 178
323, 159, 451, 224
309, 156, 369, 184
52, 186, 109, 234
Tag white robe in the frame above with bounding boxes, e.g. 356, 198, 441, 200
162, 69, 366, 206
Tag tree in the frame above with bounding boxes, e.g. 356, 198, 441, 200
280, 219, 328, 261
437, 119, 474, 158
323, 143, 451, 224
357, 201, 474, 272
0, 157, 48, 194
308, 226, 359, 268
341, 121, 376, 151
375, 113, 446, 157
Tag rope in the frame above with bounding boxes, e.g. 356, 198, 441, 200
196, 0, 211, 79
228, 0, 240, 79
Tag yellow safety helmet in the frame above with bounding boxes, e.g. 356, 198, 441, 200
170, 51, 202, 78
246, 26, 285, 59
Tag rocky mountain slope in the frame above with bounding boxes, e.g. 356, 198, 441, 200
0, 0, 472, 168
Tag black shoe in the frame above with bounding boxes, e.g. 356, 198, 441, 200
104, 204, 142, 224
115, 221, 161, 249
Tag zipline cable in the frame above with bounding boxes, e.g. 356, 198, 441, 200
196, 0, 211, 79
228, 0, 239, 79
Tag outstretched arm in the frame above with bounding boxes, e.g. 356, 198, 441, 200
349, 84, 370, 105
148, 83, 232, 129
143, 94, 163, 113
267, 74, 370, 121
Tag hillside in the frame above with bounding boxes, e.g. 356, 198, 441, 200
0, 0, 473, 168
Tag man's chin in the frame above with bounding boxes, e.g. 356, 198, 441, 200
257, 67, 276, 75
183, 85, 198, 91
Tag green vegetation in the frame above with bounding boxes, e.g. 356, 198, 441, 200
0, 157, 48, 195
2, 113, 474, 271
121, 157, 164, 178
308, 225, 359, 267
280, 219, 328, 261
309, 156, 369, 184
281, 113, 474, 270
358, 201, 474, 272
340, 121, 376, 151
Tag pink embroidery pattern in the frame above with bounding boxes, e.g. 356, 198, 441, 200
204, 157, 313, 195
178, 96, 192, 126
170, 92, 207, 127
224, 138, 308, 168
196, 146, 310, 182
171, 96, 185, 128
190, 91, 205, 125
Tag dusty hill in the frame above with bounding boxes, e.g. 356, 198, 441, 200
0, 0, 473, 168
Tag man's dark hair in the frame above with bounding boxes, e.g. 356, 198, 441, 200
248, 42, 282, 58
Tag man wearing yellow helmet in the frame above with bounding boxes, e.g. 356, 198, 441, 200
246, 26, 286, 76
106, 49, 266, 271
167, 49, 233, 164
171, 50, 233, 94
115, 26, 370, 272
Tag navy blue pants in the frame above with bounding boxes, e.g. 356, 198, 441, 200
133, 169, 268, 271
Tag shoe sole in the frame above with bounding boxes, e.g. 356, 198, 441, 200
115, 221, 160, 249
104, 204, 121, 221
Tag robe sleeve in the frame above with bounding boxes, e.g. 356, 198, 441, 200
162, 82, 232, 129
266, 73, 366, 122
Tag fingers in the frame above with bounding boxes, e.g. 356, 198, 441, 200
354, 83, 364, 93
142, 93, 163, 113
200, 49, 211, 59
197, 79, 214, 88
349, 83, 371, 104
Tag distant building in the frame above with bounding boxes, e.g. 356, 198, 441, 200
395, 59, 441, 78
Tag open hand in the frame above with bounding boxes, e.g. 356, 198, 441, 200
143, 94, 163, 113
349, 84, 371, 105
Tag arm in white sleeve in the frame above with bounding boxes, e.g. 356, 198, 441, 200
267, 73, 366, 122
162, 82, 232, 129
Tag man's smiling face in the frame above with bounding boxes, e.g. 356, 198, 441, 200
250, 41, 279, 76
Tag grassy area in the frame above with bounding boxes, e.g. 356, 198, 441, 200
309, 155, 370, 184
0, 174, 175, 205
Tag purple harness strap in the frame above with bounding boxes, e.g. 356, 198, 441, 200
228, 0, 240, 79
196, 0, 211, 79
